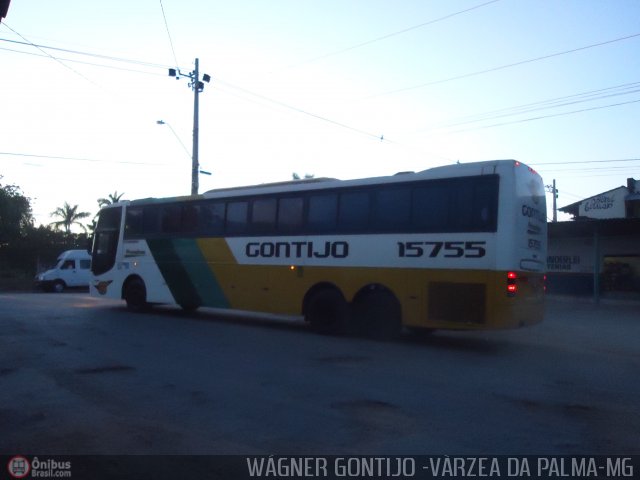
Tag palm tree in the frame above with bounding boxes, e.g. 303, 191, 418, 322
49, 202, 91, 234
97, 191, 125, 207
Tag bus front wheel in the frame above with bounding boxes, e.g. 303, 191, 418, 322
123, 277, 149, 312
305, 288, 350, 335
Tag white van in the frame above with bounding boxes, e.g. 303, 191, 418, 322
34, 249, 92, 293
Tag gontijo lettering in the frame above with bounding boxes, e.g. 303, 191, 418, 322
522, 204, 546, 222
245, 241, 349, 259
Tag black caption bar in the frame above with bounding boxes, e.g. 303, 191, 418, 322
2, 455, 638, 480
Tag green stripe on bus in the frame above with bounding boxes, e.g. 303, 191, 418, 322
172, 238, 229, 308
147, 238, 229, 308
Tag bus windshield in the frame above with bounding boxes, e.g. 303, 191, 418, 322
91, 206, 122, 276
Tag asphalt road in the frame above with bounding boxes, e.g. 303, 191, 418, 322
1, 292, 638, 455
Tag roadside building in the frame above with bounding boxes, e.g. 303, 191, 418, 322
547, 178, 640, 301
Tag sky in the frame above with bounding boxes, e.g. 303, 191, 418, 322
1, 0, 640, 229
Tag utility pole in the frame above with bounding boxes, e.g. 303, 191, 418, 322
191, 58, 200, 196
168, 58, 211, 195
546, 179, 558, 222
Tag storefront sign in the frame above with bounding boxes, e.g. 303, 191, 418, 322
578, 187, 627, 219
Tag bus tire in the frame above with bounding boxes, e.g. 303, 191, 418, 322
305, 287, 350, 335
353, 288, 402, 340
52, 280, 65, 293
123, 277, 149, 312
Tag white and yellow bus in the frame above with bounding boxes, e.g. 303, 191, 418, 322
91, 159, 547, 337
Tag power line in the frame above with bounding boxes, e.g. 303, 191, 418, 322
216, 79, 388, 143
286, 0, 500, 68
532, 158, 640, 166
2, 23, 99, 86
421, 81, 640, 131
1, 32, 394, 149
449, 97, 640, 133
550, 171, 640, 179
0, 45, 167, 76
0, 151, 170, 166
159, 0, 180, 67
539, 165, 640, 173
371, 31, 640, 98
0, 36, 173, 69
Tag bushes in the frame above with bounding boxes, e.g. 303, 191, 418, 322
0, 178, 91, 291
0, 227, 89, 291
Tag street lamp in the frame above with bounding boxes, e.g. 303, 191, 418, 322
156, 119, 212, 178
156, 120, 190, 159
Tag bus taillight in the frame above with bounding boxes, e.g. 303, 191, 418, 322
507, 272, 518, 296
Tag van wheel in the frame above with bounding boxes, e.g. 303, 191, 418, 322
353, 289, 402, 340
124, 278, 148, 312
53, 280, 65, 293
305, 288, 350, 335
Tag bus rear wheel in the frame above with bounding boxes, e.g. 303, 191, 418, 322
353, 288, 402, 340
305, 288, 350, 335
123, 277, 149, 312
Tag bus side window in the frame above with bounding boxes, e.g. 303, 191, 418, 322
373, 186, 411, 231
143, 206, 160, 235
251, 198, 277, 233
226, 201, 249, 235
125, 207, 144, 238
161, 205, 182, 233
200, 202, 225, 235
473, 178, 498, 231
307, 193, 337, 233
452, 180, 474, 231
182, 204, 199, 233
338, 191, 370, 232
412, 182, 450, 232
278, 197, 303, 234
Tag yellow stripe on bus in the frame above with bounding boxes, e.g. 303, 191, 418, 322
194, 238, 544, 331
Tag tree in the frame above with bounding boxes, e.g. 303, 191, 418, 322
0, 177, 33, 245
97, 191, 125, 208
49, 202, 91, 234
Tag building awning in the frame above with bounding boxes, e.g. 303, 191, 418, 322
549, 217, 640, 238
626, 193, 640, 201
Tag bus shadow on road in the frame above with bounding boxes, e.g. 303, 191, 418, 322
111, 304, 309, 333
401, 331, 512, 354
111, 304, 512, 354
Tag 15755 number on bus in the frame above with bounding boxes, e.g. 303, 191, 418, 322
397, 241, 487, 258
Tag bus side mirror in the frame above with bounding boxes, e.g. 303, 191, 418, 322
87, 235, 93, 255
